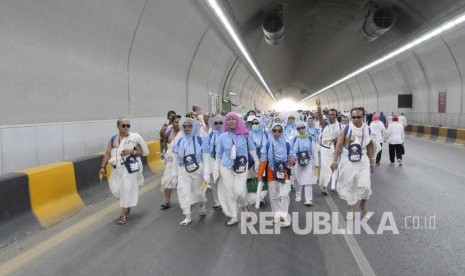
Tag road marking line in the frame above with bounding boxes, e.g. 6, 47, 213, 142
0, 178, 160, 276
324, 195, 376, 276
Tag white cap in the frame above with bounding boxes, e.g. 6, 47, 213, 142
247, 115, 256, 122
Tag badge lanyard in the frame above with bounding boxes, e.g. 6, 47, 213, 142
182, 137, 196, 160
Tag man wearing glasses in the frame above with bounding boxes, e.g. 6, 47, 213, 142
100, 117, 149, 225
316, 99, 342, 195
331, 108, 375, 220
160, 111, 176, 158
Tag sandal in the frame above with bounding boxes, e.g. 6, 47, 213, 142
161, 203, 170, 210
118, 215, 127, 225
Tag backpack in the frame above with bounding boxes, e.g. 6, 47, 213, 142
111, 135, 118, 149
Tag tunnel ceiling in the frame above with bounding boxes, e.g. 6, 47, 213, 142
219, 0, 465, 101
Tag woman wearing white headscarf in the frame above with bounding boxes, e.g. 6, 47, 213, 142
292, 121, 319, 206
172, 118, 210, 225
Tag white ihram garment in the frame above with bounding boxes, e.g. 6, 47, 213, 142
161, 140, 176, 191
319, 122, 341, 189
337, 123, 372, 205
109, 133, 149, 208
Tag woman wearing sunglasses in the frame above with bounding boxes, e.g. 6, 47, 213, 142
204, 115, 226, 210
213, 112, 259, 226
292, 121, 320, 206
172, 118, 211, 226
257, 123, 296, 227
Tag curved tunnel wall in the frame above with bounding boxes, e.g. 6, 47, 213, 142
302, 25, 465, 129
0, 0, 272, 174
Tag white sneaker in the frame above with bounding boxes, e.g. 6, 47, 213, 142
226, 217, 239, 226
398, 159, 402, 166
179, 218, 192, 226
199, 205, 207, 216
295, 196, 301, 202
304, 200, 313, 206
280, 218, 291, 227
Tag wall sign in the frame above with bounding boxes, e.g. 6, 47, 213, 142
438, 90, 446, 113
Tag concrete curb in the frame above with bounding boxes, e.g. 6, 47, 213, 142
405, 124, 465, 146
0, 140, 164, 248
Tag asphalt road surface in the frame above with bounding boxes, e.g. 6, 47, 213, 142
0, 137, 464, 276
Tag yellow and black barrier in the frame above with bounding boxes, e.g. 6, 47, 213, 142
0, 140, 164, 248
21, 162, 87, 228
406, 124, 465, 146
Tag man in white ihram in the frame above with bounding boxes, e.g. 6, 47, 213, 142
100, 117, 149, 225
331, 108, 376, 220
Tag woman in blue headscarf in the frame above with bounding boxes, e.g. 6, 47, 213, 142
257, 122, 296, 227
204, 115, 225, 210
172, 118, 210, 226
213, 112, 259, 226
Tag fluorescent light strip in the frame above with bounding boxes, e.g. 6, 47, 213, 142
207, 0, 276, 102
299, 13, 465, 103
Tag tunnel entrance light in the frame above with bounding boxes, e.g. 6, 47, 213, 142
274, 98, 298, 112
206, 0, 277, 102
299, 12, 465, 103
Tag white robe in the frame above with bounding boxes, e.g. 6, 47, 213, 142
177, 163, 206, 215
319, 122, 341, 188
109, 133, 149, 208
337, 123, 372, 205
294, 140, 320, 186
161, 140, 176, 192
218, 166, 248, 218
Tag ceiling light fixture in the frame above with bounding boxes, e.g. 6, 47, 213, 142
206, 0, 276, 102
299, 12, 465, 103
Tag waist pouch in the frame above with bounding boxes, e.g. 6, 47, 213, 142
124, 155, 140, 173
297, 151, 310, 166
273, 162, 287, 182
348, 143, 363, 162
183, 154, 200, 173
233, 155, 247, 174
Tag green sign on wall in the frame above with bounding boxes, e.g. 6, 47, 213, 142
222, 99, 231, 113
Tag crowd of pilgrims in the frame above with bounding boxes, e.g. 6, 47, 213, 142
159, 105, 383, 227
